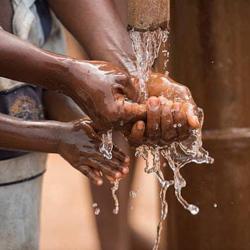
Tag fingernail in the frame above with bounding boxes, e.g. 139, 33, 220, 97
149, 98, 160, 111
136, 121, 144, 130
122, 167, 129, 174
124, 156, 130, 163
96, 179, 103, 186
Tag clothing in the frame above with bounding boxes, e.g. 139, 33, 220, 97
0, 1, 66, 249
0, 153, 47, 250
0, 0, 66, 160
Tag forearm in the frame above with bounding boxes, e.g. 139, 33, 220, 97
0, 113, 63, 153
43, 91, 85, 122
48, 0, 137, 74
0, 29, 68, 91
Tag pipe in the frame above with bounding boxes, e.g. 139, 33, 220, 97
128, 0, 170, 31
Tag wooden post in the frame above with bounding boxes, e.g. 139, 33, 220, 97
128, 0, 170, 31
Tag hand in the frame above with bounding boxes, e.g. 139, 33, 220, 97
128, 73, 200, 146
57, 118, 130, 185
63, 60, 146, 130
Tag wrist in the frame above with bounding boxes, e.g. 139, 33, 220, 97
48, 56, 73, 93
55, 121, 74, 154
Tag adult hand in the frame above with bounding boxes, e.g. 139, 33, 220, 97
128, 73, 200, 146
57, 118, 130, 185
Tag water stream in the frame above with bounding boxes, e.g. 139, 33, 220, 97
129, 28, 169, 101
111, 179, 120, 215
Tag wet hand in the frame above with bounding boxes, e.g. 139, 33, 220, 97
63, 60, 146, 130
57, 118, 130, 185
128, 73, 200, 146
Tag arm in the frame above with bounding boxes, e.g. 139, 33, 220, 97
47, 0, 137, 74
0, 29, 67, 92
0, 113, 62, 153
0, 29, 145, 129
43, 91, 85, 122
0, 113, 129, 184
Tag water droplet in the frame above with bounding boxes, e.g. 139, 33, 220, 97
188, 204, 199, 215
173, 124, 177, 128
94, 208, 100, 215
129, 190, 137, 199
213, 203, 218, 208
177, 123, 182, 128
92, 203, 100, 215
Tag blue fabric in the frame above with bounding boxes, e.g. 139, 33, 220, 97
35, 0, 52, 42
0, 86, 44, 161
0, 0, 52, 160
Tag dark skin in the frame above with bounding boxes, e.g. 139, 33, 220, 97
0, 3, 201, 249
0, 112, 130, 185
0, 29, 146, 130
0, 1, 199, 142
129, 73, 200, 146
46, 2, 199, 250
45, 0, 200, 141
43, 91, 130, 183
47, 0, 137, 75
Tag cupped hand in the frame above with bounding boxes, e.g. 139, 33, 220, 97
63, 60, 146, 130
128, 73, 200, 146
57, 118, 130, 185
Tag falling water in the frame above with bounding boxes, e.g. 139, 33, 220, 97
130, 28, 214, 250
111, 179, 120, 215
99, 130, 121, 215
135, 109, 214, 249
92, 203, 101, 215
129, 28, 169, 101
99, 129, 113, 160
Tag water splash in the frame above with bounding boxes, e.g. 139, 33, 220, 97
135, 108, 214, 250
111, 180, 120, 215
99, 129, 113, 160
92, 203, 101, 215
99, 130, 121, 215
129, 28, 169, 101
129, 190, 137, 199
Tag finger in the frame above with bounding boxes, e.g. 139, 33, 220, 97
110, 149, 130, 175
128, 121, 145, 146
92, 160, 122, 179
161, 99, 177, 141
174, 102, 190, 140
112, 144, 127, 162
146, 97, 161, 140
105, 175, 122, 184
78, 165, 103, 186
185, 103, 200, 129
120, 101, 146, 122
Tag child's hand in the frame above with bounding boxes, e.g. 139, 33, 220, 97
57, 118, 130, 185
